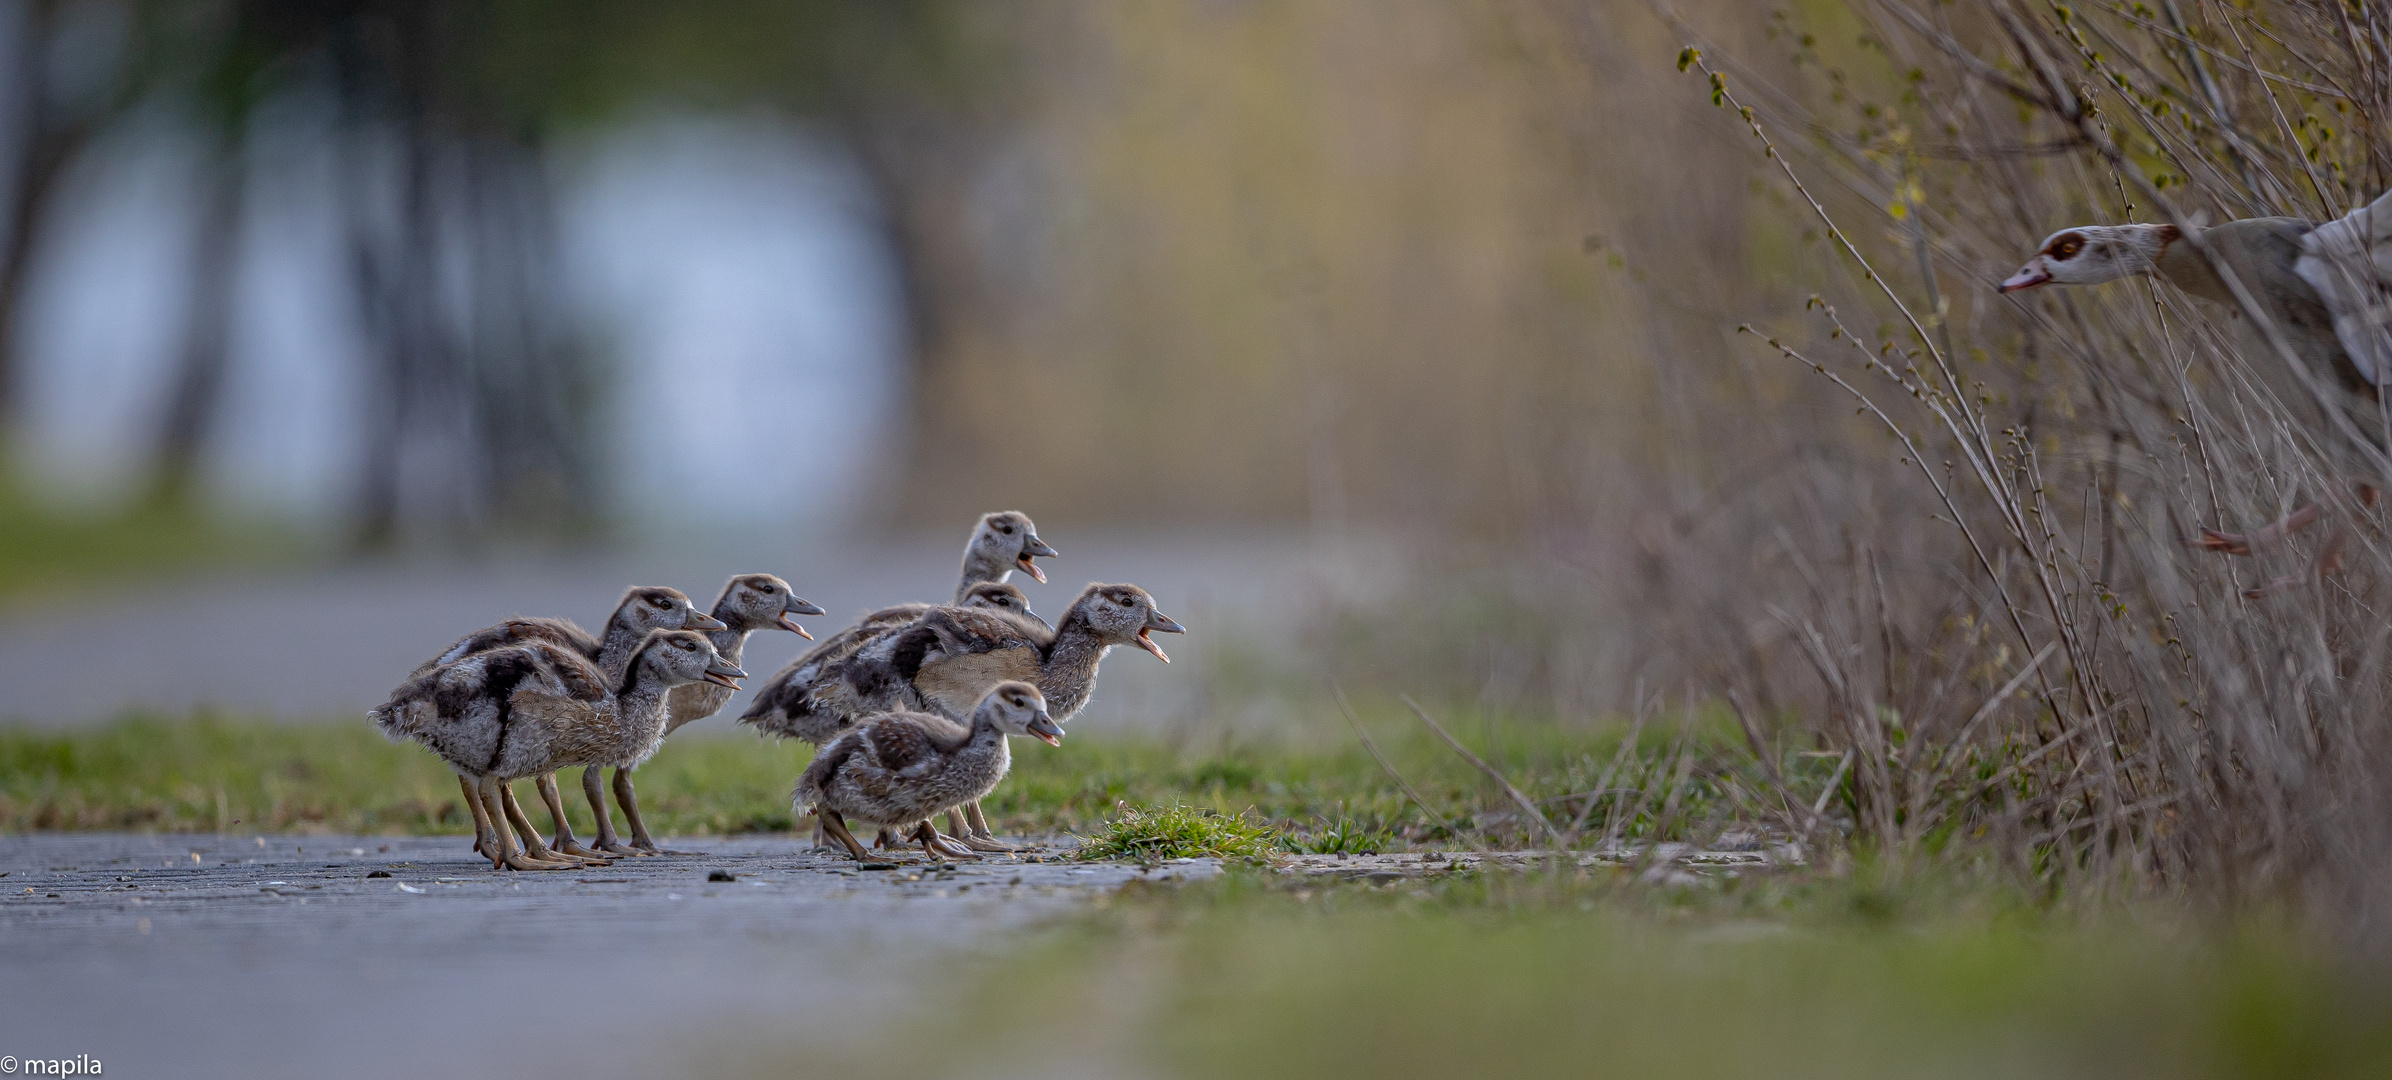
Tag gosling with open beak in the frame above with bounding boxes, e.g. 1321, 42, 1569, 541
1134, 608, 1187, 663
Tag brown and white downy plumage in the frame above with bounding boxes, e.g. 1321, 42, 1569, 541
836, 583, 1184, 850
850, 582, 1183, 722
411, 586, 724, 862
371, 629, 746, 871
666, 574, 824, 735
740, 582, 1045, 746
2001, 193, 2392, 591
414, 586, 723, 680
737, 509, 1058, 748
572, 574, 826, 857
794, 681, 1062, 863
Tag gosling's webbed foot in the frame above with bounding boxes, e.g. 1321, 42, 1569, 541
960, 832, 1018, 854
596, 839, 655, 857
502, 851, 576, 871
631, 840, 696, 856
932, 834, 986, 860
550, 839, 615, 863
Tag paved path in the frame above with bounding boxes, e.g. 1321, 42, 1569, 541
0, 832, 1212, 1080
0, 530, 1352, 728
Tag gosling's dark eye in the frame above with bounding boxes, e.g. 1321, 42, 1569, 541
998, 525, 1014, 534
759, 584, 776, 593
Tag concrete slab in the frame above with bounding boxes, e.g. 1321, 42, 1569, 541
0, 832, 1213, 1080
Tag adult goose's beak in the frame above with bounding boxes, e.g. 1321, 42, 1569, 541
702, 659, 749, 689
1026, 711, 1064, 747
1998, 261, 2051, 293
1134, 610, 1187, 663
686, 610, 728, 632
1015, 553, 1049, 583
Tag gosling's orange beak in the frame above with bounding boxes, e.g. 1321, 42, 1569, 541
1016, 554, 1047, 583
777, 612, 815, 640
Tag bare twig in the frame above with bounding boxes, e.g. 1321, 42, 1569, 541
1399, 694, 1564, 848
1333, 682, 1488, 855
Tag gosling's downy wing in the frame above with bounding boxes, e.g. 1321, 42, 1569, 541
412, 617, 599, 677
866, 712, 970, 777
912, 647, 1043, 717
912, 607, 1049, 714
2296, 189, 2392, 387
849, 606, 1047, 716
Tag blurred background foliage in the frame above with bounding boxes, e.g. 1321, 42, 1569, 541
0, 0, 1803, 556
2, 0, 1852, 734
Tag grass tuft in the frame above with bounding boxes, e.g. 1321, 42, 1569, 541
1285, 815, 1397, 855
1073, 803, 1284, 862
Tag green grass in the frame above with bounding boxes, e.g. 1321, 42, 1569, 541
20, 715, 2391, 1080
1071, 803, 1283, 861
0, 706, 1813, 845
686, 868, 2392, 1080
0, 465, 296, 601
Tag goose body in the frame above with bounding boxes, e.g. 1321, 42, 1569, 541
794, 681, 1061, 862
741, 581, 1042, 745
739, 509, 1056, 748
405, 586, 722, 861
822, 583, 1182, 851
371, 630, 745, 870
2001, 192, 2392, 397
848, 582, 1183, 725
413, 586, 721, 679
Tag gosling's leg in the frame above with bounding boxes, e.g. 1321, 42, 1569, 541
507, 776, 602, 867
536, 772, 612, 862
615, 767, 692, 855
497, 781, 568, 864
585, 766, 645, 857
817, 810, 875, 862
481, 777, 572, 870
958, 801, 1018, 853
463, 776, 501, 868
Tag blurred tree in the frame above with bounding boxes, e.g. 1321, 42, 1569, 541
0, 0, 129, 436
7, 0, 1012, 542
145, 0, 305, 506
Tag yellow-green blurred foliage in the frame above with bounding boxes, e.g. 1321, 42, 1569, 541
898, 1, 1783, 536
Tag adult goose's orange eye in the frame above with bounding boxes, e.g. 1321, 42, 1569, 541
2050, 235, 2083, 259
